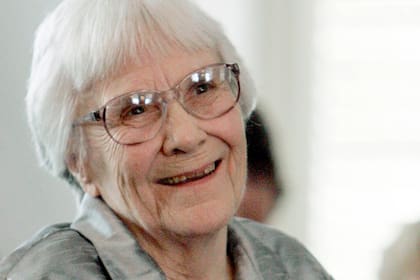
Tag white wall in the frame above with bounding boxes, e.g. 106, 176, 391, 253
309, 1, 420, 279
0, 0, 75, 257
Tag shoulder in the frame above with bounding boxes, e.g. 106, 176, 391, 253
230, 217, 334, 279
231, 217, 310, 254
0, 223, 109, 279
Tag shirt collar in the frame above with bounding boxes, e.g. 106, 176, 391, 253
228, 219, 290, 280
71, 194, 165, 279
71, 194, 289, 280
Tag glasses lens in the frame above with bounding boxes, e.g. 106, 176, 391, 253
104, 93, 164, 144
101, 64, 239, 145
180, 64, 239, 119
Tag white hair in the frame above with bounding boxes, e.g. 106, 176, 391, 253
26, 0, 257, 194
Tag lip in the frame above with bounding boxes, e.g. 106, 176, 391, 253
157, 160, 222, 187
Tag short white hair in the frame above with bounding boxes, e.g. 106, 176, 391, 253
26, 0, 257, 194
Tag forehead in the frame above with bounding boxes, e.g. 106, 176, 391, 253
98, 49, 221, 104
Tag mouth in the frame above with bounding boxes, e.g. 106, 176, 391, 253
157, 160, 221, 186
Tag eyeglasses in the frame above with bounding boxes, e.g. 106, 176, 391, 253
73, 63, 241, 145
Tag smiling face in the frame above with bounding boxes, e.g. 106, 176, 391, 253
77, 49, 247, 239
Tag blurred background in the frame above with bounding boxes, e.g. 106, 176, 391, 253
1, 1, 420, 279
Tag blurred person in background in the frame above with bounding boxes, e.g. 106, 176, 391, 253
379, 222, 420, 280
236, 109, 282, 222
0, 0, 333, 279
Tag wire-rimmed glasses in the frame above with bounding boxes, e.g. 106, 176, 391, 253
73, 63, 241, 145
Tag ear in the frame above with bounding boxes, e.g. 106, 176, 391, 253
82, 181, 101, 197
67, 153, 101, 197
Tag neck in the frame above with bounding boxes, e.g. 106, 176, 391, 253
127, 223, 234, 280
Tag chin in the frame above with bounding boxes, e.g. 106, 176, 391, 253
169, 201, 235, 237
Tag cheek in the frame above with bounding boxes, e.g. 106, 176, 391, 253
232, 134, 247, 202
83, 127, 119, 181
213, 108, 247, 197
84, 126, 166, 225
228, 110, 247, 174
233, 115, 248, 199
114, 143, 164, 208
214, 108, 246, 152
113, 153, 176, 232
87, 125, 154, 184
117, 142, 160, 182
84, 126, 134, 192
97, 146, 155, 224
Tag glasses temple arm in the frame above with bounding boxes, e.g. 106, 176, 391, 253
73, 110, 102, 126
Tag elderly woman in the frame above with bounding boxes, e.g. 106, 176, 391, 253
0, 0, 332, 279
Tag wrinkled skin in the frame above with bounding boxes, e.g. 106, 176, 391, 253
76, 49, 247, 243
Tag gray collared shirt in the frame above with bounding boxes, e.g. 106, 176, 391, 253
0, 194, 333, 279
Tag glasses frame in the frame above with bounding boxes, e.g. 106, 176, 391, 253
73, 63, 241, 145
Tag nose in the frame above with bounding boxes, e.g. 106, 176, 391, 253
162, 101, 207, 156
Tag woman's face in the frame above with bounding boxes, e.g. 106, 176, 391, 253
81, 49, 247, 238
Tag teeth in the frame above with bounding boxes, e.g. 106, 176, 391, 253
162, 162, 216, 185
204, 163, 215, 174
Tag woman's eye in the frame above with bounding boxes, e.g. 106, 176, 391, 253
125, 105, 145, 117
194, 83, 213, 95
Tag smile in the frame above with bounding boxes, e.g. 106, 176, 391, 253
158, 160, 221, 186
